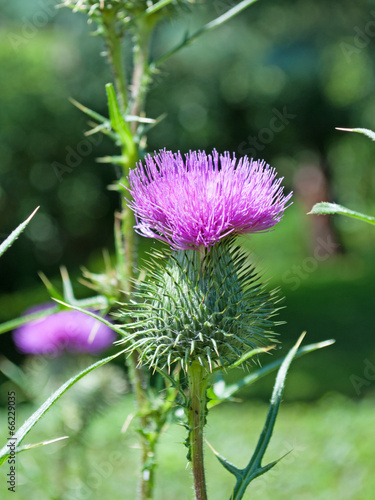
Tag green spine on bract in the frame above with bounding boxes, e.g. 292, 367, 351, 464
119, 238, 282, 372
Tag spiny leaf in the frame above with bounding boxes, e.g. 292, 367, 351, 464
336, 127, 375, 141
0, 207, 39, 258
309, 202, 375, 226
211, 334, 316, 499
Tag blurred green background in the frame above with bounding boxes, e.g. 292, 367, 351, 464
1, 0, 375, 498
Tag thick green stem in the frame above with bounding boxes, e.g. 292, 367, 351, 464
139, 435, 156, 500
187, 362, 208, 500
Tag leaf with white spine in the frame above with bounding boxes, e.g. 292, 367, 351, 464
210, 334, 307, 499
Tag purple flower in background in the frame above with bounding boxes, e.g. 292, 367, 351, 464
13, 307, 115, 355
127, 150, 292, 250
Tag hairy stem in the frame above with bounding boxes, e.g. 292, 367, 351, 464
187, 362, 208, 500
130, 23, 152, 136
128, 352, 156, 500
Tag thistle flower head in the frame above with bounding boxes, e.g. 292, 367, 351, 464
13, 306, 116, 356
127, 150, 292, 251
119, 241, 281, 372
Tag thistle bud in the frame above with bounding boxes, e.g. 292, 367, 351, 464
120, 240, 281, 371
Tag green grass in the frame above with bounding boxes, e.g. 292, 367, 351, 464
1, 392, 374, 499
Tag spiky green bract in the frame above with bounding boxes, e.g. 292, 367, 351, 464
119, 239, 281, 372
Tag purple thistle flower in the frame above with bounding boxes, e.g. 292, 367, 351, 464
13, 306, 116, 356
127, 150, 292, 250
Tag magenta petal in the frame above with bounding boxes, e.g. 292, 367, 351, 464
126, 150, 292, 250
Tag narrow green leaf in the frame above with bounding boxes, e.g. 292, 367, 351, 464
0, 357, 31, 395
211, 345, 274, 375
0, 207, 39, 258
0, 349, 126, 466
53, 299, 125, 337
0, 306, 60, 336
15, 436, 69, 454
71, 295, 109, 310
309, 202, 375, 225
227, 346, 274, 370
208, 339, 334, 407
60, 266, 76, 304
336, 127, 375, 141
38, 272, 65, 302
153, 0, 260, 67
0, 295, 108, 336
69, 98, 108, 124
